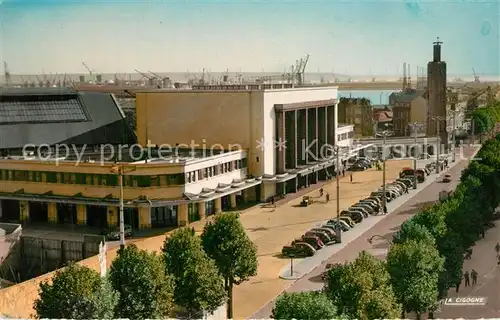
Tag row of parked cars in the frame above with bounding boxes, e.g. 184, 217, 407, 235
348, 156, 374, 171
281, 180, 414, 259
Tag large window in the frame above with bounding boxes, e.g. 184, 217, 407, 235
188, 203, 200, 222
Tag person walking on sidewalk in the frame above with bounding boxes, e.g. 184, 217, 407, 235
319, 188, 324, 197
495, 242, 500, 257
325, 193, 330, 203
455, 276, 462, 293
464, 270, 470, 287
471, 269, 478, 285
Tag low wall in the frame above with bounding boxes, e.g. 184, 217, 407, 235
0, 232, 168, 318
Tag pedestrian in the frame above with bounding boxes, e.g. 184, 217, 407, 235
455, 277, 461, 293
350, 173, 353, 183
495, 242, 500, 257
464, 270, 470, 287
384, 204, 388, 214
325, 193, 330, 203
270, 196, 275, 207
342, 168, 346, 177
319, 188, 324, 197
471, 269, 478, 285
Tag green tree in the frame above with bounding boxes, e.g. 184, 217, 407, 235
325, 251, 401, 319
201, 213, 258, 319
436, 230, 464, 298
271, 291, 337, 320
109, 244, 175, 319
162, 227, 226, 316
392, 219, 436, 246
33, 263, 118, 319
387, 240, 444, 319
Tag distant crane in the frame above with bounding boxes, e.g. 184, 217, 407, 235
3, 61, 11, 87
292, 54, 310, 85
82, 62, 93, 75
148, 70, 171, 88
472, 68, 480, 83
134, 69, 156, 86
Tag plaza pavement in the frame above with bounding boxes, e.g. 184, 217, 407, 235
250, 146, 478, 319
191, 155, 460, 319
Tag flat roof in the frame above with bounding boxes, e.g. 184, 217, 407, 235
2, 147, 243, 165
135, 84, 338, 94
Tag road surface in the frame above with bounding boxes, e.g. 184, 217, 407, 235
251, 146, 478, 318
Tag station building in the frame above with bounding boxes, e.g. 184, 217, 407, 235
0, 85, 356, 232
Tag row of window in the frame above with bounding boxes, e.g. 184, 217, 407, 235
338, 131, 354, 141
185, 158, 248, 183
0, 169, 185, 187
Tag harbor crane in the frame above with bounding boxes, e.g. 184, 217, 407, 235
472, 68, 480, 83
82, 62, 94, 75
291, 54, 309, 85
134, 69, 156, 86
148, 70, 171, 88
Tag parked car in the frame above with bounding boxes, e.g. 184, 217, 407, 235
359, 199, 380, 212
344, 210, 364, 223
327, 218, 352, 230
350, 205, 372, 217
338, 216, 356, 228
322, 224, 349, 234
282, 242, 316, 258
371, 191, 392, 202
293, 235, 324, 250
355, 202, 377, 214
311, 228, 338, 243
397, 178, 413, 188
443, 174, 452, 183
105, 224, 132, 240
305, 230, 331, 244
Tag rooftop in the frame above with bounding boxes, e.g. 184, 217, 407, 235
0, 87, 136, 150
136, 83, 338, 93
2, 147, 242, 165
390, 89, 426, 103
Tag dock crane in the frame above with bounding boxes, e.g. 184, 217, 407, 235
472, 68, 480, 83
3, 61, 11, 87
134, 69, 156, 86
292, 54, 309, 85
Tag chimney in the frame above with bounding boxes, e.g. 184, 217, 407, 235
407, 64, 411, 89
403, 62, 407, 91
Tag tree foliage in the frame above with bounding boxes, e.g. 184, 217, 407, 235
109, 244, 175, 320
201, 213, 258, 319
33, 263, 118, 319
325, 251, 401, 319
162, 227, 226, 315
387, 240, 444, 317
271, 291, 337, 320
392, 219, 436, 246
471, 102, 500, 134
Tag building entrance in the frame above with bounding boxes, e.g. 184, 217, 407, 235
0, 200, 20, 222
29, 202, 48, 223
86, 205, 108, 229
57, 203, 77, 225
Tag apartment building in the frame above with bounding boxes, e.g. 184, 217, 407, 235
337, 97, 373, 136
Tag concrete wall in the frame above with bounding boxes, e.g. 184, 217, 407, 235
410, 96, 427, 126
262, 87, 339, 176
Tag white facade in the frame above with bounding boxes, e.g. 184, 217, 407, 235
183, 150, 248, 195
261, 86, 339, 176
337, 124, 355, 147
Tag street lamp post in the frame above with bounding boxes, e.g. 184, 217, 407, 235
335, 146, 342, 243
376, 125, 391, 213
110, 165, 136, 249
290, 254, 295, 276
430, 116, 446, 174
449, 109, 463, 162
408, 122, 424, 189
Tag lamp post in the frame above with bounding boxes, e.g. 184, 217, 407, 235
430, 116, 446, 174
110, 165, 136, 249
449, 109, 463, 162
334, 145, 342, 243
408, 122, 424, 189
376, 124, 391, 213
290, 253, 295, 277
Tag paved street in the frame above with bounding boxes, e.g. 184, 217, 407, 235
251, 146, 478, 319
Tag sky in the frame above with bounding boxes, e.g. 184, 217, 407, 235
1, 0, 499, 76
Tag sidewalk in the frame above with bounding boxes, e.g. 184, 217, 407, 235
278, 153, 460, 280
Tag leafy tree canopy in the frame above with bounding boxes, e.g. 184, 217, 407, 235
326, 251, 401, 319
271, 291, 337, 320
387, 240, 444, 316
33, 263, 118, 319
162, 227, 226, 315
201, 213, 258, 319
392, 219, 436, 246
109, 244, 175, 320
